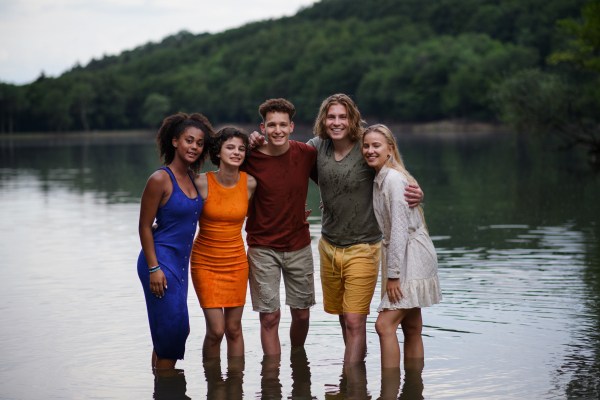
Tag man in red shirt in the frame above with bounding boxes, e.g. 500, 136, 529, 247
241, 98, 318, 355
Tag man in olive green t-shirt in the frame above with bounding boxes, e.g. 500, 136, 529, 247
308, 94, 423, 363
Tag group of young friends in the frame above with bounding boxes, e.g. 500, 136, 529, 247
136, 93, 443, 374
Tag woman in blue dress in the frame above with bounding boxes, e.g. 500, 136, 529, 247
137, 112, 214, 369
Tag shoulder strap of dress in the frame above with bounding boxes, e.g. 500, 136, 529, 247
187, 170, 200, 197
161, 166, 176, 185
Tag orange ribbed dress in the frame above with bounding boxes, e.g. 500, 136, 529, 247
191, 171, 249, 308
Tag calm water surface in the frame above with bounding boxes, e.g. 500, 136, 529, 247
0, 131, 599, 399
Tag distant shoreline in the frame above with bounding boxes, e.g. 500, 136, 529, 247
0, 120, 510, 147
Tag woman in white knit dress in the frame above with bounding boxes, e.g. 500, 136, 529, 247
361, 124, 442, 369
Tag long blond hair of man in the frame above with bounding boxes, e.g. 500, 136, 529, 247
363, 124, 427, 229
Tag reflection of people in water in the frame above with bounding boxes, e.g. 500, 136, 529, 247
290, 347, 314, 399
260, 354, 282, 399
258, 349, 315, 399
153, 369, 191, 400
203, 356, 245, 400
399, 358, 424, 400
325, 362, 369, 400
379, 358, 424, 400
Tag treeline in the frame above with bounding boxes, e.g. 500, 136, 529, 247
0, 0, 591, 132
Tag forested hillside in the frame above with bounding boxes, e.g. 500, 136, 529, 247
0, 0, 591, 132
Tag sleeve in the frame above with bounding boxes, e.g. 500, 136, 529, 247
306, 137, 318, 148
385, 175, 410, 279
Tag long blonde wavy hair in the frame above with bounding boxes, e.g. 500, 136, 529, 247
362, 124, 427, 229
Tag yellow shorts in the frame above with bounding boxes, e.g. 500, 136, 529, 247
318, 238, 381, 315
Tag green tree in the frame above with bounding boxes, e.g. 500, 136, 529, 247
492, 69, 600, 165
548, 0, 600, 72
0, 83, 28, 133
142, 93, 170, 128
70, 81, 96, 131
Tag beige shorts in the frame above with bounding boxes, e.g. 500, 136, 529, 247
248, 244, 316, 313
319, 238, 381, 315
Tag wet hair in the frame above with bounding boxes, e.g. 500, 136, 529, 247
156, 112, 214, 173
258, 98, 296, 122
314, 94, 366, 142
208, 126, 251, 167
362, 124, 427, 229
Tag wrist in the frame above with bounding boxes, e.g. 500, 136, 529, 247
149, 265, 160, 273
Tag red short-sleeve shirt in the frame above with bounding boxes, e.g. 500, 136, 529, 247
241, 141, 318, 251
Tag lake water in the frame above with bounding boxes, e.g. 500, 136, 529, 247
0, 130, 599, 399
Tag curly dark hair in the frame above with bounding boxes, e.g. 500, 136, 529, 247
208, 126, 251, 167
314, 94, 366, 142
156, 112, 214, 173
258, 98, 296, 121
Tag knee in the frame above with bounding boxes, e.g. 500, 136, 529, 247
225, 321, 243, 341
206, 326, 225, 344
291, 309, 310, 326
260, 311, 281, 332
375, 318, 397, 337
344, 314, 366, 334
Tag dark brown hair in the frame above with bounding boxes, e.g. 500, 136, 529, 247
156, 112, 214, 173
313, 94, 366, 141
258, 98, 296, 122
208, 126, 251, 167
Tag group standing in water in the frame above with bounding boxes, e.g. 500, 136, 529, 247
136, 94, 442, 377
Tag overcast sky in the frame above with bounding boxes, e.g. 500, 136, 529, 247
0, 0, 318, 85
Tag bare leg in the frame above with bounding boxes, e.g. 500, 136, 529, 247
260, 309, 281, 355
341, 312, 368, 362
375, 308, 412, 368
203, 308, 226, 358
152, 349, 177, 370
400, 308, 423, 359
338, 315, 347, 344
224, 306, 245, 357
290, 308, 310, 347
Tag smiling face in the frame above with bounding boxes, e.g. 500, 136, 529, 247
217, 136, 246, 168
325, 103, 350, 141
260, 111, 293, 148
172, 126, 205, 164
362, 130, 393, 173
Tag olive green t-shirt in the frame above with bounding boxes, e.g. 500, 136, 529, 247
307, 137, 382, 248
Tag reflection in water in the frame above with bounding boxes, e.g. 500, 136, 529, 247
260, 354, 282, 399
400, 359, 424, 400
203, 357, 244, 400
325, 362, 370, 400
154, 369, 191, 400
290, 346, 316, 399
378, 359, 424, 400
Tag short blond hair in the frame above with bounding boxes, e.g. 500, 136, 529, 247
313, 94, 365, 141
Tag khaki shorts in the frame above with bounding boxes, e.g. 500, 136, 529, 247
319, 238, 381, 315
248, 244, 316, 313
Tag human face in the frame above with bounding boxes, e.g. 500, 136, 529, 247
218, 136, 246, 168
325, 103, 350, 141
260, 111, 294, 147
362, 131, 392, 173
172, 127, 204, 164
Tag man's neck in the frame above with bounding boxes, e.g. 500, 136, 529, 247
331, 136, 356, 161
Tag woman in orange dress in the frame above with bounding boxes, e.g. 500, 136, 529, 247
191, 127, 257, 358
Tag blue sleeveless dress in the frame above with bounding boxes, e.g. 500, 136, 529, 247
137, 167, 203, 360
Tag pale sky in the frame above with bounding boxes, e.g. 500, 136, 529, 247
0, 0, 318, 85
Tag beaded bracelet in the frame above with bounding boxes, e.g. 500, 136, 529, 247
149, 266, 161, 273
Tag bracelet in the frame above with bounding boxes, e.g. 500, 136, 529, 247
149, 266, 161, 273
